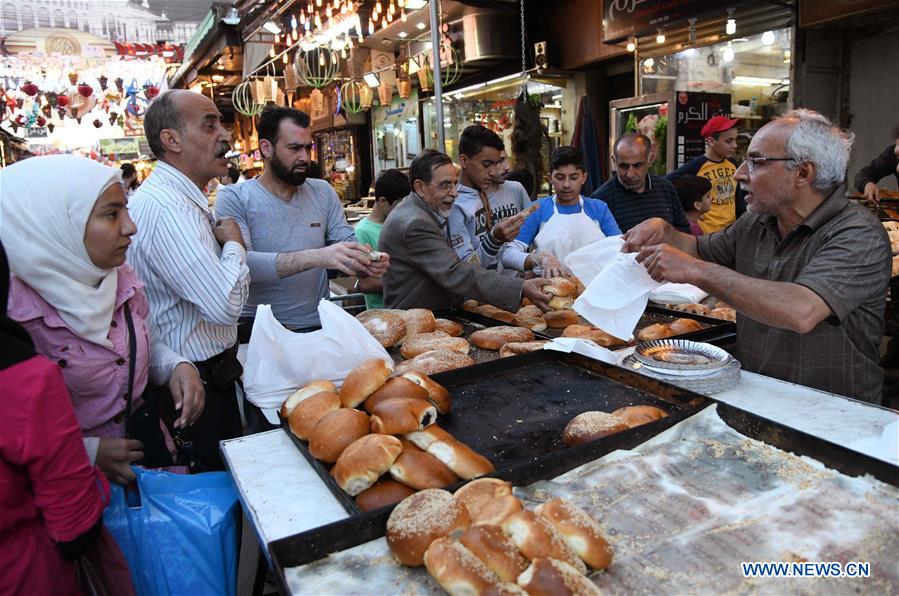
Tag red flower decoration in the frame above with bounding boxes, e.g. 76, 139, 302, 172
15, 114, 27, 125
36, 116, 47, 127
22, 81, 39, 96
56, 95, 70, 107
77, 83, 94, 98
144, 85, 160, 100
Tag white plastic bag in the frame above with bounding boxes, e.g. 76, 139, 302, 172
243, 301, 392, 415
568, 236, 661, 341
649, 282, 709, 305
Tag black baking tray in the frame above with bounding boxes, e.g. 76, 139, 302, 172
269, 390, 899, 585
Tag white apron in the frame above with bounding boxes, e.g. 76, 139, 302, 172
533, 196, 606, 262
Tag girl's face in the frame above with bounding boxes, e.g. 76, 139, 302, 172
83, 183, 137, 269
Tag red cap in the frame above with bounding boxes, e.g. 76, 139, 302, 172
701, 115, 741, 138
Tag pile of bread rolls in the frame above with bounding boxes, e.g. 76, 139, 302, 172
356, 308, 477, 376
281, 359, 496, 511
385, 479, 611, 595
671, 301, 736, 322
563, 405, 668, 446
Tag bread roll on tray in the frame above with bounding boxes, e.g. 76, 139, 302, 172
370, 397, 437, 435
459, 525, 529, 582
516, 558, 601, 596
561, 324, 626, 347
470, 326, 535, 351
435, 318, 465, 337
535, 498, 613, 570
477, 304, 518, 324
636, 323, 673, 342
501, 510, 586, 574
280, 380, 337, 418
287, 390, 341, 440
668, 317, 703, 335
389, 449, 458, 490
499, 341, 548, 358
355, 478, 416, 512
545, 309, 579, 328
427, 438, 495, 480
386, 489, 471, 566
424, 537, 499, 596
308, 408, 369, 463
611, 405, 668, 428
454, 478, 522, 526
401, 331, 471, 359
395, 349, 476, 376
363, 376, 429, 413
401, 371, 453, 414
401, 308, 438, 335
339, 358, 393, 408
331, 434, 402, 496
357, 310, 406, 348
563, 411, 629, 446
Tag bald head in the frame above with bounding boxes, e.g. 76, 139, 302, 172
614, 133, 652, 161
613, 132, 653, 192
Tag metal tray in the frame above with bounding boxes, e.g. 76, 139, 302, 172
269, 392, 899, 589
464, 304, 736, 348
271, 350, 712, 566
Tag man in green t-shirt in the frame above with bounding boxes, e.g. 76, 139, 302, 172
355, 169, 411, 308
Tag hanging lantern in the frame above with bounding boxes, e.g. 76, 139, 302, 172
359, 84, 374, 110
378, 80, 393, 105
144, 84, 160, 100
232, 79, 264, 116
115, 77, 124, 93
340, 80, 365, 113
417, 66, 430, 92
68, 71, 79, 85
109, 111, 119, 126
36, 116, 47, 127
428, 46, 463, 87
77, 82, 94, 98
56, 94, 69, 107
92, 118, 103, 128
21, 81, 39, 96
295, 47, 339, 89
397, 77, 412, 99
98, 75, 109, 91
41, 103, 52, 117
47, 122, 55, 133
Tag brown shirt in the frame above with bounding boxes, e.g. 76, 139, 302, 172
379, 192, 524, 311
697, 186, 891, 404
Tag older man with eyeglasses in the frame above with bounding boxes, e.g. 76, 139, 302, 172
379, 149, 552, 311
622, 109, 891, 404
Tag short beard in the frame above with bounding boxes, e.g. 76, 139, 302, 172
270, 153, 307, 186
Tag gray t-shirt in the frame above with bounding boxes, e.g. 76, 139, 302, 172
215, 178, 356, 328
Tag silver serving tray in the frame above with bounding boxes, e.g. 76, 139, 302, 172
633, 339, 732, 375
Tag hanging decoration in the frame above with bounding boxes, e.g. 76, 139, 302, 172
295, 47, 340, 89
340, 80, 365, 113
232, 80, 264, 117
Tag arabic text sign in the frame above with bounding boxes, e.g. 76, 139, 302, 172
603, 0, 748, 43
673, 91, 731, 167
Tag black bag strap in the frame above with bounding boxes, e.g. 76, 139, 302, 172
122, 302, 137, 438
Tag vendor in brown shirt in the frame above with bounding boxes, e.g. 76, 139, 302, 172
623, 110, 891, 404
379, 149, 551, 311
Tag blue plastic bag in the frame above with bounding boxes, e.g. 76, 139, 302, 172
103, 467, 240, 596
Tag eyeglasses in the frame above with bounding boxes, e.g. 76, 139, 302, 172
744, 156, 796, 172
428, 180, 457, 192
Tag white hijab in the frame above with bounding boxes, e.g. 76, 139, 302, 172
1, 155, 122, 347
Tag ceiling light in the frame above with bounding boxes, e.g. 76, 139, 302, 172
291, 14, 298, 30
363, 72, 380, 87
723, 43, 734, 62
263, 20, 282, 35
761, 30, 775, 45
398, 31, 408, 38
405, 0, 427, 9
731, 75, 785, 86
644, 57, 655, 68
212, 74, 225, 82
656, 30, 665, 44
626, 38, 635, 52
415, 21, 426, 30
725, 9, 736, 35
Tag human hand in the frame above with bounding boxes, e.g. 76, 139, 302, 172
490, 216, 524, 243
317, 242, 383, 276
539, 253, 569, 279
96, 438, 143, 485
636, 244, 702, 284
359, 248, 390, 278
863, 182, 880, 204
213, 218, 245, 247
621, 218, 672, 253
169, 362, 205, 429
521, 278, 554, 311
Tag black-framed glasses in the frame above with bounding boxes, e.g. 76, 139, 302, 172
744, 156, 796, 172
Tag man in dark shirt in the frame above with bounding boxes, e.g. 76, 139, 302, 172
623, 110, 890, 404
592, 133, 690, 234
853, 124, 899, 203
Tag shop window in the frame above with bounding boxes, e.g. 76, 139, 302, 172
37, 6, 49, 27
52, 8, 63, 27
3, 3, 18, 33
21, 5, 34, 29
68, 10, 77, 28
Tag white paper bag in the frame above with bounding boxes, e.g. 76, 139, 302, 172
564, 236, 623, 285
243, 301, 392, 414
649, 282, 709, 305
542, 338, 623, 366
568, 236, 661, 341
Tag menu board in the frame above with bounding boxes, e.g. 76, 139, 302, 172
673, 91, 731, 167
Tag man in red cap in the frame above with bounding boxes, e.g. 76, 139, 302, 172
667, 114, 741, 233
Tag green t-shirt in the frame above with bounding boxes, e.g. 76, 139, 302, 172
354, 217, 384, 309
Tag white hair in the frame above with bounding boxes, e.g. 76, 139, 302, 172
780, 109, 855, 193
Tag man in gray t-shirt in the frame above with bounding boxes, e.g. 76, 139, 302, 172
216, 107, 387, 331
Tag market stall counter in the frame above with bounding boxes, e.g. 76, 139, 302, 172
222, 366, 899, 581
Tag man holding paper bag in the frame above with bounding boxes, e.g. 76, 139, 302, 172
622, 110, 890, 404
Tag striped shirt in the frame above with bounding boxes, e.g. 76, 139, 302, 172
591, 174, 691, 234
127, 161, 250, 362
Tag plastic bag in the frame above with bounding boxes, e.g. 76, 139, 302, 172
649, 282, 709, 305
243, 300, 392, 411
568, 236, 661, 341
103, 467, 240, 596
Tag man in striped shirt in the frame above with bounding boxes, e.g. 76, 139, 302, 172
592, 133, 691, 234
128, 90, 250, 470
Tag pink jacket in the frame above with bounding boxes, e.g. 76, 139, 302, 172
0, 355, 109, 595
9, 265, 184, 439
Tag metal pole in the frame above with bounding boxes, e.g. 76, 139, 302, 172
429, 0, 445, 153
